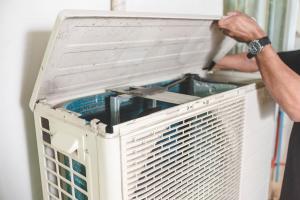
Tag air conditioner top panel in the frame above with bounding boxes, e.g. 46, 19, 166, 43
30, 10, 225, 110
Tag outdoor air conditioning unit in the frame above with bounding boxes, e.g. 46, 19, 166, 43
30, 10, 276, 200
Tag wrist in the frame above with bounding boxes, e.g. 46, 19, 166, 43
257, 45, 273, 58
256, 45, 277, 69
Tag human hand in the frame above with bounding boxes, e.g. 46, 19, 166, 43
217, 11, 266, 43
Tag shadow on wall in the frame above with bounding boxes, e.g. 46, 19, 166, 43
20, 31, 51, 200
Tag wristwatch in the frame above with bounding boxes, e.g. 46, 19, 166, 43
247, 36, 271, 59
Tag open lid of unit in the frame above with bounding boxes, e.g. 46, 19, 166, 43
30, 10, 229, 110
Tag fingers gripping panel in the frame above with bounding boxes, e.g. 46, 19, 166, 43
121, 97, 245, 200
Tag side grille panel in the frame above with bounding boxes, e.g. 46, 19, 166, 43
43, 144, 89, 200
121, 97, 245, 200
39, 119, 90, 200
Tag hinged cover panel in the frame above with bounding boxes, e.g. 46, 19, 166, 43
30, 10, 224, 110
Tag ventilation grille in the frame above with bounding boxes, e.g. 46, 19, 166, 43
41, 120, 89, 200
121, 97, 245, 200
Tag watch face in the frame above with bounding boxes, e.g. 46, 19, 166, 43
248, 40, 262, 55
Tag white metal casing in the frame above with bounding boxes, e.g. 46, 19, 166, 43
31, 10, 276, 200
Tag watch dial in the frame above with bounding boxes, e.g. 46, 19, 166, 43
249, 41, 262, 55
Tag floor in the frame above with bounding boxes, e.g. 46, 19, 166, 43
269, 166, 286, 200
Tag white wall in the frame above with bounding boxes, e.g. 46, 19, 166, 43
112, 0, 223, 16
0, 1, 109, 200
297, 0, 300, 33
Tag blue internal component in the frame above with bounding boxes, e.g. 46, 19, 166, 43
64, 75, 238, 132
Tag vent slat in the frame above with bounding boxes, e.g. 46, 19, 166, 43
122, 97, 245, 200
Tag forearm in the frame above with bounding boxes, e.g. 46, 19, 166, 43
216, 11, 300, 120
256, 45, 300, 121
215, 53, 258, 72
